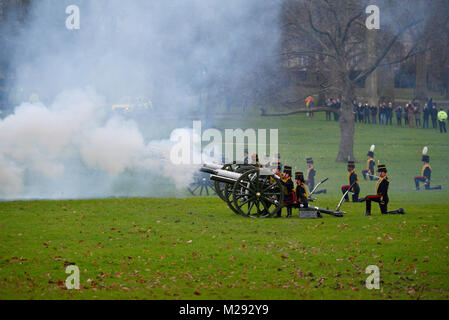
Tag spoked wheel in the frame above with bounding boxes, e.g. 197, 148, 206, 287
214, 164, 234, 201
232, 169, 283, 218
188, 172, 216, 196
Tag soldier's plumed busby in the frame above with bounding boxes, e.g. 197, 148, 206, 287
284, 166, 292, 176
367, 145, 375, 158
422, 147, 430, 163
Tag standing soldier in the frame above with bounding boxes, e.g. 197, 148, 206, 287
251, 154, 262, 168
278, 166, 295, 218
414, 147, 442, 190
295, 172, 309, 209
359, 165, 405, 216
305, 158, 327, 194
362, 145, 377, 181
243, 149, 249, 164
341, 161, 360, 202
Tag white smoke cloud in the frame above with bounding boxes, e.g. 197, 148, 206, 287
0, 0, 280, 199
0, 88, 203, 199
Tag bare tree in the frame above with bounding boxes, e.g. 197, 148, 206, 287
279, 0, 426, 161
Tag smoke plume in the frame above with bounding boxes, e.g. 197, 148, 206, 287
0, 0, 280, 199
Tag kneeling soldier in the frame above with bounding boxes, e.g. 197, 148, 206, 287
362, 145, 377, 181
278, 166, 295, 218
341, 161, 360, 202
359, 165, 405, 216
414, 147, 442, 191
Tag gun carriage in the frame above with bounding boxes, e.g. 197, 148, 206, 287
199, 163, 346, 218
200, 163, 284, 218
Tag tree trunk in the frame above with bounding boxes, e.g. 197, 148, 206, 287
415, 48, 428, 100
365, 29, 378, 105
336, 81, 356, 162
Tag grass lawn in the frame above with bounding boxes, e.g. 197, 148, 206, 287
1, 112, 448, 299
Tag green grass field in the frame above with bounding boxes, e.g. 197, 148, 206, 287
1, 112, 448, 299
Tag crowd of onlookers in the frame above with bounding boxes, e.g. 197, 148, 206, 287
322, 98, 448, 133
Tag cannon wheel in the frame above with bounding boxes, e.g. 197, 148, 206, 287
188, 173, 216, 196
215, 165, 256, 215
214, 164, 234, 202
232, 169, 283, 218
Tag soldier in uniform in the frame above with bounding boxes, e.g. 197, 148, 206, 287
341, 161, 360, 202
277, 166, 295, 218
359, 165, 405, 216
251, 154, 263, 168
305, 158, 326, 194
414, 147, 442, 190
295, 172, 309, 209
362, 145, 377, 181
243, 149, 249, 164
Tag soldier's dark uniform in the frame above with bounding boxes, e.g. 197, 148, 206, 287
278, 166, 295, 218
362, 150, 376, 181
359, 165, 405, 216
295, 172, 309, 209
341, 161, 360, 202
251, 154, 263, 168
414, 154, 442, 190
305, 158, 326, 194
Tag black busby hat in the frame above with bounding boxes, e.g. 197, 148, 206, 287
284, 166, 292, 175
295, 172, 304, 182
275, 153, 281, 159
422, 147, 430, 163
367, 145, 375, 158
347, 161, 355, 169
244, 148, 249, 154
251, 154, 259, 161
377, 164, 387, 173
306, 157, 314, 164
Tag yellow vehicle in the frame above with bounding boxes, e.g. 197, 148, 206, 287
111, 96, 153, 114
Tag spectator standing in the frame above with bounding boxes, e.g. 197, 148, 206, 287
438, 108, 447, 133
364, 103, 370, 124
431, 104, 438, 129
334, 99, 341, 121
414, 105, 421, 128
387, 102, 393, 125
325, 99, 332, 121
395, 105, 403, 126
423, 104, 430, 129
404, 104, 409, 126
358, 103, 364, 123
371, 105, 377, 124
379, 103, 386, 125
408, 103, 415, 128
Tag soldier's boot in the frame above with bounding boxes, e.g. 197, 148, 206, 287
385, 208, 406, 215
286, 207, 292, 218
